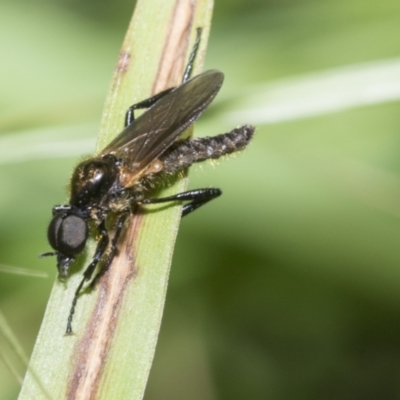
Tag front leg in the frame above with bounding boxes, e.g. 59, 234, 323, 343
66, 219, 109, 335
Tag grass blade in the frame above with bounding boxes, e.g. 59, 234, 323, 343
19, 0, 214, 399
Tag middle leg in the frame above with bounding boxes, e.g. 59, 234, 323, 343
89, 211, 130, 288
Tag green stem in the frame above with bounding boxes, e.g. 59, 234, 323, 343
19, 1, 214, 399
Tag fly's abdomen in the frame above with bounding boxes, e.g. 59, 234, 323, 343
162, 124, 255, 173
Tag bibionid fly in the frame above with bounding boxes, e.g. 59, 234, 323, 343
41, 28, 255, 334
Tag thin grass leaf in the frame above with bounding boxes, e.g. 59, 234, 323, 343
0, 123, 95, 165
0, 265, 48, 278
0, 310, 29, 367
0, 347, 24, 385
225, 57, 400, 125
0, 310, 52, 399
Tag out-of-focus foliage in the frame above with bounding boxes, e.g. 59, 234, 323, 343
1, 0, 400, 399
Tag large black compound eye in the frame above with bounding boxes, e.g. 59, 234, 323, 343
48, 213, 88, 276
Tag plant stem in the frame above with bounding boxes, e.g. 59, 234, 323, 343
19, 0, 214, 399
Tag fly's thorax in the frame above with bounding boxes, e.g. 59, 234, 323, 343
118, 159, 164, 189
70, 155, 120, 208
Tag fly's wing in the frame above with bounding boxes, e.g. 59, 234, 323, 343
99, 69, 224, 187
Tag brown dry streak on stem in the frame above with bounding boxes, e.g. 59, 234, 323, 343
67, 214, 140, 400
66, 2, 197, 399
153, 0, 196, 93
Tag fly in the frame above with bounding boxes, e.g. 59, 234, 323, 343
41, 28, 255, 334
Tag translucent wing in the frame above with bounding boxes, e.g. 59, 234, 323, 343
100, 70, 224, 187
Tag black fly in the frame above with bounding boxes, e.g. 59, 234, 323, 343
41, 29, 255, 334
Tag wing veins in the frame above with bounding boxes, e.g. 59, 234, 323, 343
99, 70, 224, 185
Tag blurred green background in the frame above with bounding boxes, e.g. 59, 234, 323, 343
1, 0, 400, 398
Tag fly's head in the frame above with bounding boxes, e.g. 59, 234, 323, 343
47, 211, 89, 277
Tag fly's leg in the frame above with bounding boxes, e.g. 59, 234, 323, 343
142, 188, 221, 217
124, 26, 203, 126
182, 27, 202, 83
66, 219, 109, 335
124, 88, 174, 127
180, 188, 221, 216
89, 212, 130, 288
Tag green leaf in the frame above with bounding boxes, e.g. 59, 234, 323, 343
19, 1, 214, 399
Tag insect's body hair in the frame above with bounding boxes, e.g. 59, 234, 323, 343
161, 125, 254, 174
131, 124, 254, 199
